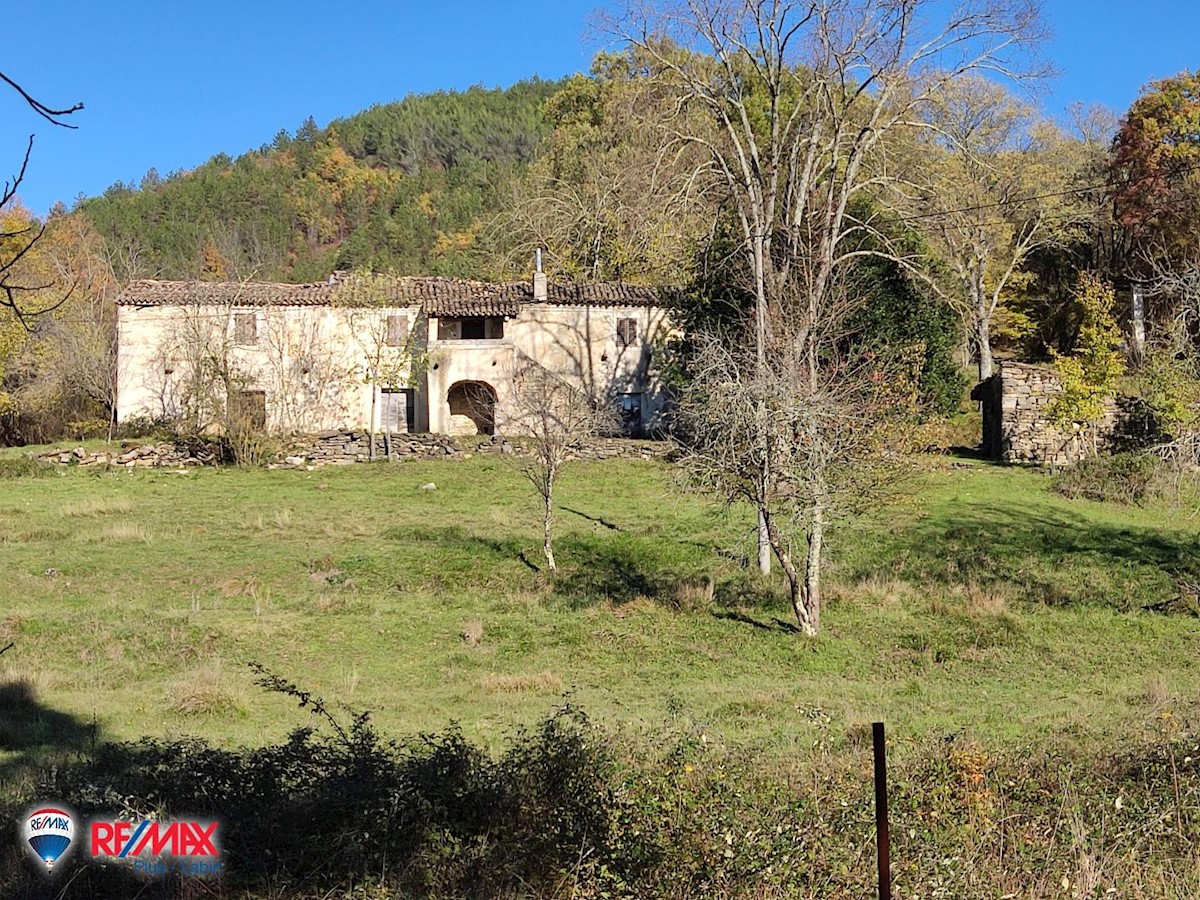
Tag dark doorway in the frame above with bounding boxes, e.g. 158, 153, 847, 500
447, 381, 497, 435
228, 390, 267, 431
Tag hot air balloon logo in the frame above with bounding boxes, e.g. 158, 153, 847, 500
23, 806, 75, 873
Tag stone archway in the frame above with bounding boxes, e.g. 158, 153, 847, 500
446, 381, 497, 435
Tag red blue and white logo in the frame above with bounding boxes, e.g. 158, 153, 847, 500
90, 816, 223, 876
23, 805, 75, 873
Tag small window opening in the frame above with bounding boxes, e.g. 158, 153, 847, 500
386, 314, 408, 346
616, 317, 638, 348
233, 312, 258, 345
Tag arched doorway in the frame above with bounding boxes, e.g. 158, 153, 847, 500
446, 381, 497, 435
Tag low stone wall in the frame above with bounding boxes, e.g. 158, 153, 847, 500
293, 431, 674, 464
36, 442, 221, 468
33, 433, 675, 469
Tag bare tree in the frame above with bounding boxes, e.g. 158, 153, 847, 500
1, 72, 83, 327
902, 76, 1080, 380
606, 0, 1044, 581
508, 359, 618, 574
676, 285, 909, 633
605, 0, 1043, 622
257, 307, 353, 434
336, 273, 422, 460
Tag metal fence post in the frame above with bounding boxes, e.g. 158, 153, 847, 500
873, 721, 891, 900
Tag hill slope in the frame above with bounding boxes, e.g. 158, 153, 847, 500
78, 78, 563, 283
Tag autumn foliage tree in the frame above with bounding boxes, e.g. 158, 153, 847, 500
910, 76, 1079, 380
1110, 71, 1200, 266
1048, 273, 1125, 452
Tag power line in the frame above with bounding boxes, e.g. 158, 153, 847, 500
881, 158, 1200, 225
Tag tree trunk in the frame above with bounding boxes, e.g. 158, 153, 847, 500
754, 231, 771, 575
974, 267, 994, 382
368, 383, 377, 461
757, 508, 771, 574
803, 500, 825, 637
761, 507, 815, 636
542, 468, 557, 575
976, 314, 994, 382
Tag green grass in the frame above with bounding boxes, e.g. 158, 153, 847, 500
1, 453, 1198, 779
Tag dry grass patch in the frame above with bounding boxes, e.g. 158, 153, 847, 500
671, 575, 715, 612
1, 527, 67, 544
830, 575, 919, 609
1142, 672, 1170, 710
61, 495, 133, 518
313, 593, 348, 613
0, 665, 54, 700
83, 522, 152, 543
166, 661, 247, 717
218, 574, 261, 598
481, 671, 563, 695
963, 580, 1011, 618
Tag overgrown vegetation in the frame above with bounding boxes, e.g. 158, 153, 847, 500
1051, 451, 1177, 505
3, 666, 1200, 898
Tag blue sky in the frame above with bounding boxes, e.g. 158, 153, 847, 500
5, 1, 1200, 216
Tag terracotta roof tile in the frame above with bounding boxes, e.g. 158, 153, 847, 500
117, 276, 668, 313
117, 279, 336, 307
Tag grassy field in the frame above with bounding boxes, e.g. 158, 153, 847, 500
1, 449, 1199, 780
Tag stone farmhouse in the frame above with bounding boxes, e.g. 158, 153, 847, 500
115, 266, 673, 439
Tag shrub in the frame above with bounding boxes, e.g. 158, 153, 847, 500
0, 457, 53, 479
1051, 451, 1172, 505
4, 671, 624, 899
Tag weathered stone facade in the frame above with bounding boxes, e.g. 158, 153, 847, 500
970, 362, 1159, 465
115, 271, 675, 441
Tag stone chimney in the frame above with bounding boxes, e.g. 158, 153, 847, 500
533, 248, 547, 303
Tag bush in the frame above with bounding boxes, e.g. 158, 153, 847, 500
0, 457, 54, 479
5, 695, 1200, 898
2, 673, 625, 899
1051, 451, 1173, 505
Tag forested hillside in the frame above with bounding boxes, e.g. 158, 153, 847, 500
78, 79, 563, 282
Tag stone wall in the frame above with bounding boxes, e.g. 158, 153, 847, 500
971, 362, 1155, 466
293, 431, 674, 464
34, 432, 674, 469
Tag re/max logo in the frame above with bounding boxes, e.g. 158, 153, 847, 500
90, 821, 219, 858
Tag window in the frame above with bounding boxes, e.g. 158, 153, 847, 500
615, 317, 638, 348
437, 317, 505, 340
386, 314, 408, 346
228, 390, 267, 431
233, 312, 258, 346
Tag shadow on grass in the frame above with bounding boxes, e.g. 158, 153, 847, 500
0, 677, 99, 785
851, 501, 1200, 610
560, 506, 623, 531
552, 533, 680, 608
388, 520, 775, 616
383, 524, 543, 581
711, 610, 801, 634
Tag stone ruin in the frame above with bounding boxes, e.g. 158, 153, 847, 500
971, 361, 1157, 466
